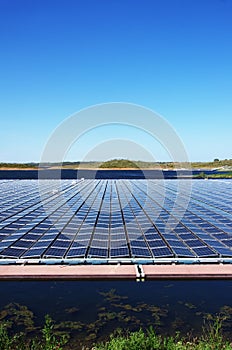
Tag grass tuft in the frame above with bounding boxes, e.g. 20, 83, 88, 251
0, 313, 232, 349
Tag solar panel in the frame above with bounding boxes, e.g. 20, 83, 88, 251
222, 239, 232, 247
110, 247, 129, 257
172, 246, 194, 257
13, 240, 34, 248
147, 239, 166, 248
0, 179, 231, 262
186, 240, 206, 248
66, 248, 86, 257
52, 240, 71, 248
88, 247, 108, 258
151, 247, 173, 257
0, 242, 10, 250
179, 233, 195, 240
164, 239, 185, 247
22, 233, 41, 240
44, 247, 66, 258
192, 246, 218, 257
22, 248, 46, 258
1, 247, 25, 258
91, 239, 108, 248
32, 240, 52, 248
143, 233, 161, 240
131, 247, 151, 257
130, 240, 147, 248
214, 247, 232, 257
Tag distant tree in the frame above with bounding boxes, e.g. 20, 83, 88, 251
214, 158, 219, 162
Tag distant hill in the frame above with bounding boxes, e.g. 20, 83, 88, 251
0, 162, 38, 169
99, 159, 140, 169
0, 158, 231, 169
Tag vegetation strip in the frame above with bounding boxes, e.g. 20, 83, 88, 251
0, 158, 232, 170
1, 314, 232, 349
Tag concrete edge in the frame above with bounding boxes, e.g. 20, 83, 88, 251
0, 264, 232, 280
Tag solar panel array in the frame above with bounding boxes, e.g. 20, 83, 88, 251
0, 179, 231, 262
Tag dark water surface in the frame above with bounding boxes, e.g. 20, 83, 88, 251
0, 169, 220, 179
0, 280, 232, 347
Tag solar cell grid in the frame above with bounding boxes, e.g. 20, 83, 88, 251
42, 233, 58, 240
44, 247, 66, 257
110, 247, 129, 257
110, 240, 127, 247
222, 239, 232, 247
147, 234, 166, 244
212, 233, 229, 239
131, 247, 151, 257
88, 247, 108, 257
91, 241, 108, 249
1, 247, 25, 258
130, 240, 147, 248
172, 247, 194, 257
152, 247, 173, 257
52, 240, 71, 248
22, 248, 46, 257
33, 241, 52, 248
215, 247, 232, 256
200, 246, 219, 255
186, 240, 206, 248
73, 239, 89, 245
0, 179, 231, 262
148, 240, 167, 248
13, 240, 34, 248
66, 248, 86, 257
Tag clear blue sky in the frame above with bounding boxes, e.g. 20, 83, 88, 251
0, 0, 231, 163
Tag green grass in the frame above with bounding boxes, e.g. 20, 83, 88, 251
194, 171, 232, 179
0, 315, 68, 350
0, 314, 232, 350
207, 172, 232, 178
94, 317, 232, 350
